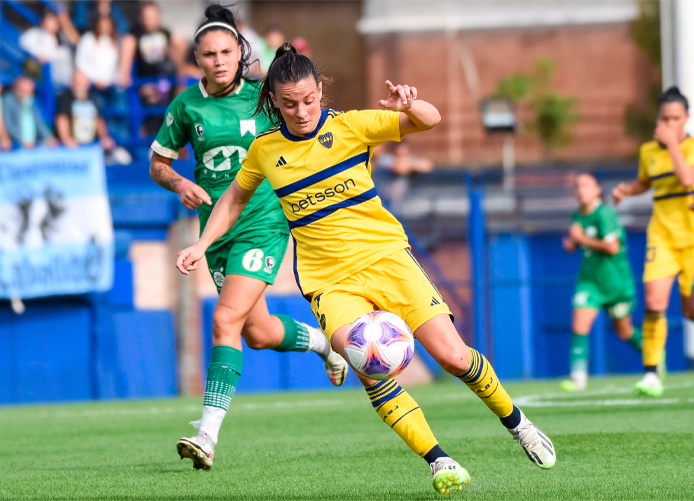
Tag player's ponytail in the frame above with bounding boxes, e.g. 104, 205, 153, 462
255, 42, 332, 125
657, 86, 689, 112
194, 3, 251, 95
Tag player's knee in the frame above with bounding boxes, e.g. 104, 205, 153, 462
212, 307, 244, 339
437, 346, 471, 376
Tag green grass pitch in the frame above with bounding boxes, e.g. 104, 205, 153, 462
1, 373, 693, 501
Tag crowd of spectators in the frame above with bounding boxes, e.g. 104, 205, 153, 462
1, 0, 313, 161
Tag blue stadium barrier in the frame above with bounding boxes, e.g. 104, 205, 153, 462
0, 305, 92, 403
488, 231, 687, 379
201, 295, 361, 393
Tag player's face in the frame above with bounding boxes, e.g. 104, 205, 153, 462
575, 174, 601, 207
195, 31, 241, 89
271, 78, 323, 137
657, 102, 689, 136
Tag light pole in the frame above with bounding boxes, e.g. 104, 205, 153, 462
481, 98, 517, 190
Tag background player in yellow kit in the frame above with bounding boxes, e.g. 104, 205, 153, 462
613, 87, 694, 396
176, 43, 556, 495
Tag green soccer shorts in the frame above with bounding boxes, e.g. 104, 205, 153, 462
205, 230, 290, 293
572, 282, 635, 321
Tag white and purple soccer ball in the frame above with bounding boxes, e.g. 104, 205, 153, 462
344, 311, 414, 380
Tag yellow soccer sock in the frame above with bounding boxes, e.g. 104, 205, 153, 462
642, 310, 667, 368
365, 379, 439, 457
458, 347, 514, 420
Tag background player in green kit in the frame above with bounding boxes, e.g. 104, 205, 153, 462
148, 5, 348, 470
561, 173, 642, 391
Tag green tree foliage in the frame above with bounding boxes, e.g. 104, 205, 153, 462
624, 0, 661, 143
631, 0, 661, 67
494, 59, 578, 151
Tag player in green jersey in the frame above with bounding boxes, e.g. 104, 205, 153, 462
148, 5, 348, 470
561, 173, 642, 391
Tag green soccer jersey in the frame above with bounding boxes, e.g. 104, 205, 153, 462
152, 79, 288, 238
572, 202, 635, 300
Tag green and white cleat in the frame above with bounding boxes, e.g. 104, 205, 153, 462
634, 372, 664, 397
177, 433, 214, 470
430, 457, 471, 495
324, 349, 349, 386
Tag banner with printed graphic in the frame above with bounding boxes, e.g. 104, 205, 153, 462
0, 146, 114, 299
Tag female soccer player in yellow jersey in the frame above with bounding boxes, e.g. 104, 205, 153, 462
613, 86, 694, 397
149, 6, 347, 471
176, 43, 556, 494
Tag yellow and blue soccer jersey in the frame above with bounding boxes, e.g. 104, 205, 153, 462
638, 137, 694, 248
236, 108, 409, 295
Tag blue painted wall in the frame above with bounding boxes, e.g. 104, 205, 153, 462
490, 231, 687, 379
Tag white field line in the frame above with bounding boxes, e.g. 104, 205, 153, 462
2, 381, 692, 420
513, 397, 681, 408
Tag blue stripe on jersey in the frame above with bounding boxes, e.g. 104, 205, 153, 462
650, 172, 675, 181
292, 234, 304, 296
287, 188, 378, 229
274, 151, 369, 198
653, 190, 694, 201
256, 125, 281, 139
280, 109, 329, 142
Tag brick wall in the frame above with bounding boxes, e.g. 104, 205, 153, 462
366, 23, 655, 167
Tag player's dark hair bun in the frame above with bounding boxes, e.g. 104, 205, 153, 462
275, 42, 297, 59
194, 3, 251, 97
203, 3, 235, 24
657, 86, 689, 112
256, 41, 332, 125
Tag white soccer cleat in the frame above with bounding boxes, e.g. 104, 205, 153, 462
508, 410, 556, 469
324, 349, 349, 386
430, 457, 471, 495
177, 433, 215, 470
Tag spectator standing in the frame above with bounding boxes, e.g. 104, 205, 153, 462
2, 76, 58, 149
72, 0, 129, 36
55, 71, 113, 149
55, 71, 131, 165
119, 1, 186, 134
75, 15, 120, 88
19, 11, 76, 87
259, 27, 284, 72
0, 85, 13, 151
119, 2, 186, 90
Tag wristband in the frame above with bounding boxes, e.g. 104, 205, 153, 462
178, 179, 192, 196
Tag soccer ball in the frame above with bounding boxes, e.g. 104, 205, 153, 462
344, 311, 414, 380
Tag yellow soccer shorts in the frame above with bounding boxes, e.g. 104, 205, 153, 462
310, 248, 452, 340
643, 239, 694, 297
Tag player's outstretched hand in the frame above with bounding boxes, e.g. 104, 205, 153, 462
181, 182, 212, 210
612, 183, 629, 205
379, 80, 417, 112
176, 243, 206, 275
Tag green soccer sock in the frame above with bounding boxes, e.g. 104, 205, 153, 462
626, 327, 643, 353
198, 346, 243, 444
570, 333, 590, 374
204, 345, 243, 410
273, 314, 311, 353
